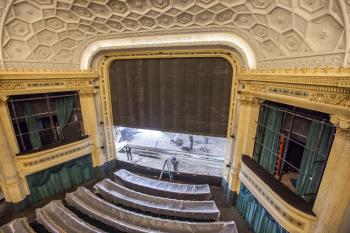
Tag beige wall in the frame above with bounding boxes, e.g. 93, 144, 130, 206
230, 68, 350, 233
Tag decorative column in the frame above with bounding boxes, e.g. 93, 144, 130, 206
79, 89, 105, 167
229, 95, 261, 192
313, 115, 350, 233
0, 96, 27, 203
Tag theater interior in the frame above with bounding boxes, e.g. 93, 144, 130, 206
0, 1, 349, 233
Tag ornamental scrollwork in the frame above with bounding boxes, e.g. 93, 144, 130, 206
240, 67, 350, 116
0, 82, 25, 90
238, 95, 262, 106
79, 89, 96, 97
309, 93, 350, 108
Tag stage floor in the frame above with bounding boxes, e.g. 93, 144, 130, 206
115, 127, 227, 177
116, 147, 224, 178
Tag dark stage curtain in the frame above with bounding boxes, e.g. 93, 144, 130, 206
109, 57, 233, 137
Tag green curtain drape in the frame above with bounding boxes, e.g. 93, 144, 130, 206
237, 184, 289, 233
253, 106, 269, 163
26, 155, 94, 204
23, 102, 42, 149
296, 121, 334, 202
54, 96, 75, 139
254, 104, 284, 174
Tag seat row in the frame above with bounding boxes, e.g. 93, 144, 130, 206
114, 169, 212, 201
0, 169, 238, 233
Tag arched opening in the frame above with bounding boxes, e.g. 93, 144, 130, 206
96, 49, 241, 183
109, 56, 233, 177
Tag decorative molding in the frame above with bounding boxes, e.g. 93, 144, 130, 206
239, 67, 350, 116
257, 53, 346, 69
79, 89, 96, 97
79, 30, 256, 69
16, 137, 92, 176
309, 92, 350, 108
242, 66, 350, 76
237, 95, 261, 105
0, 70, 97, 95
0, 69, 95, 78
240, 162, 317, 233
267, 86, 310, 98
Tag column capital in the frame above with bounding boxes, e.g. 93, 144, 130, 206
0, 95, 8, 104
330, 115, 350, 138
79, 89, 96, 97
238, 95, 262, 106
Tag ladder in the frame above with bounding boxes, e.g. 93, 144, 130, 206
159, 159, 174, 182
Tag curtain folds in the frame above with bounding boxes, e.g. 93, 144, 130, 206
54, 96, 75, 139
26, 155, 94, 204
237, 184, 289, 233
23, 102, 42, 149
109, 57, 233, 137
254, 104, 284, 174
296, 121, 334, 202
253, 106, 268, 163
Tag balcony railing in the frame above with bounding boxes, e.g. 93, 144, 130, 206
240, 155, 317, 233
16, 136, 92, 175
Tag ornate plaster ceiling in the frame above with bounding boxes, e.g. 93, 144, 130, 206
0, 0, 349, 70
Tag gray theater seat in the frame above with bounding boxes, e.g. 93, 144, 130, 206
0, 218, 35, 233
36, 200, 105, 233
114, 169, 211, 200
95, 178, 220, 220
66, 187, 238, 233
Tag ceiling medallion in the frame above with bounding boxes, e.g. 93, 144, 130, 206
240, 16, 248, 24
287, 39, 296, 48
277, 16, 285, 24
319, 29, 329, 39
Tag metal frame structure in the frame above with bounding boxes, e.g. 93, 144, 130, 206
8, 92, 84, 153
253, 101, 335, 198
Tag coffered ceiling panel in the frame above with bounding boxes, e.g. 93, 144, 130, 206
0, 0, 349, 70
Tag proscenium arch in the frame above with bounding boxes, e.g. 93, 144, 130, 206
80, 31, 257, 70
95, 49, 242, 170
